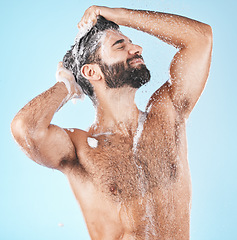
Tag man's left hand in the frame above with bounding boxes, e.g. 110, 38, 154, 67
77, 6, 120, 30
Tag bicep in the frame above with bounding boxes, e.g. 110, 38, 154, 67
28, 124, 77, 170
168, 37, 212, 117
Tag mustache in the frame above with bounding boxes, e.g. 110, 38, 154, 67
127, 55, 144, 65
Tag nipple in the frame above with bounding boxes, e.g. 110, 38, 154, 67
109, 183, 122, 196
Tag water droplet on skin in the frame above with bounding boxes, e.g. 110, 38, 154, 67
67, 128, 74, 132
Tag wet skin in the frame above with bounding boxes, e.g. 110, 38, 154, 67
63, 84, 191, 240
61, 30, 192, 240
11, 7, 212, 240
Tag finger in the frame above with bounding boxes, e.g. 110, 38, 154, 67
77, 17, 91, 29
77, 6, 99, 29
77, 16, 84, 28
90, 16, 97, 25
77, 11, 87, 28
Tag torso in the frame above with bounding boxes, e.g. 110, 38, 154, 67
64, 100, 192, 240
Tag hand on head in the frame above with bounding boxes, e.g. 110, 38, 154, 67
77, 6, 101, 29
75, 6, 101, 42
76, 6, 115, 41
56, 62, 84, 100
56, 62, 74, 81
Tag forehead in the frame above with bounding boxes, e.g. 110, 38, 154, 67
102, 29, 130, 46
98, 30, 131, 63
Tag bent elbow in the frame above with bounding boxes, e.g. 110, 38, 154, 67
200, 24, 213, 49
205, 24, 213, 45
11, 117, 43, 157
10, 117, 38, 147
205, 25, 213, 57
193, 24, 213, 53
11, 117, 28, 144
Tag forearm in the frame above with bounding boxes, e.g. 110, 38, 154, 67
103, 8, 211, 48
12, 82, 68, 134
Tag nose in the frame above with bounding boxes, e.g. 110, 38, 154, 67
128, 43, 143, 56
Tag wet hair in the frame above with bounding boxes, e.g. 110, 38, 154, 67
63, 16, 119, 100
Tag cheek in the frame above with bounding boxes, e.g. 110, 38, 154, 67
100, 47, 110, 61
100, 46, 126, 65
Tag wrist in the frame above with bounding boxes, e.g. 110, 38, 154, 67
114, 8, 134, 27
56, 81, 70, 95
55, 82, 72, 112
57, 78, 72, 95
100, 7, 126, 25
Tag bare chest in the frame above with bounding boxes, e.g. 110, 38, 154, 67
77, 113, 187, 202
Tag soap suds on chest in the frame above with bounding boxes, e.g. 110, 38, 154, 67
133, 111, 147, 154
87, 137, 98, 148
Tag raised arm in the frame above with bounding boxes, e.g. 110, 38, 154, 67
79, 6, 213, 118
11, 63, 83, 171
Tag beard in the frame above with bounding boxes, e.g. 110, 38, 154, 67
98, 55, 151, 89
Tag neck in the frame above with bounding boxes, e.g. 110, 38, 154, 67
92, 87, 140, 135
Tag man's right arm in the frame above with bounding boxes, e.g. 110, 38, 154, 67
11, 63, 82, 171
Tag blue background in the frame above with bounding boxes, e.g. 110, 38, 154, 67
1, 0, 236, 239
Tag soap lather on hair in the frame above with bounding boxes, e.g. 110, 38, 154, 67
62, 16, 120, 103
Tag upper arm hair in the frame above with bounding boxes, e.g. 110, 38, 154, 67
146, 80, 191, 120
31, 124, 77, 171
167, 41, 212, 118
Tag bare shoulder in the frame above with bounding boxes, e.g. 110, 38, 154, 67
146, 81, 177, 118
63, 128, 91, 154
64, 128, 89, 141
62, 128, 91, 174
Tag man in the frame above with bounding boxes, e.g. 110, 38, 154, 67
11, 6, 212, 239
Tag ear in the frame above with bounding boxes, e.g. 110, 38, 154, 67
81, 64, 102, 82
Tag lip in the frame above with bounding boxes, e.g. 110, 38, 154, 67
129, 58, 144, 65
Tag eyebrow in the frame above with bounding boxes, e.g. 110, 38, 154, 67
112, 39, 125, 47
112, 38, 132, 47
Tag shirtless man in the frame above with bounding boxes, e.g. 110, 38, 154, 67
11, 6, 212, 239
